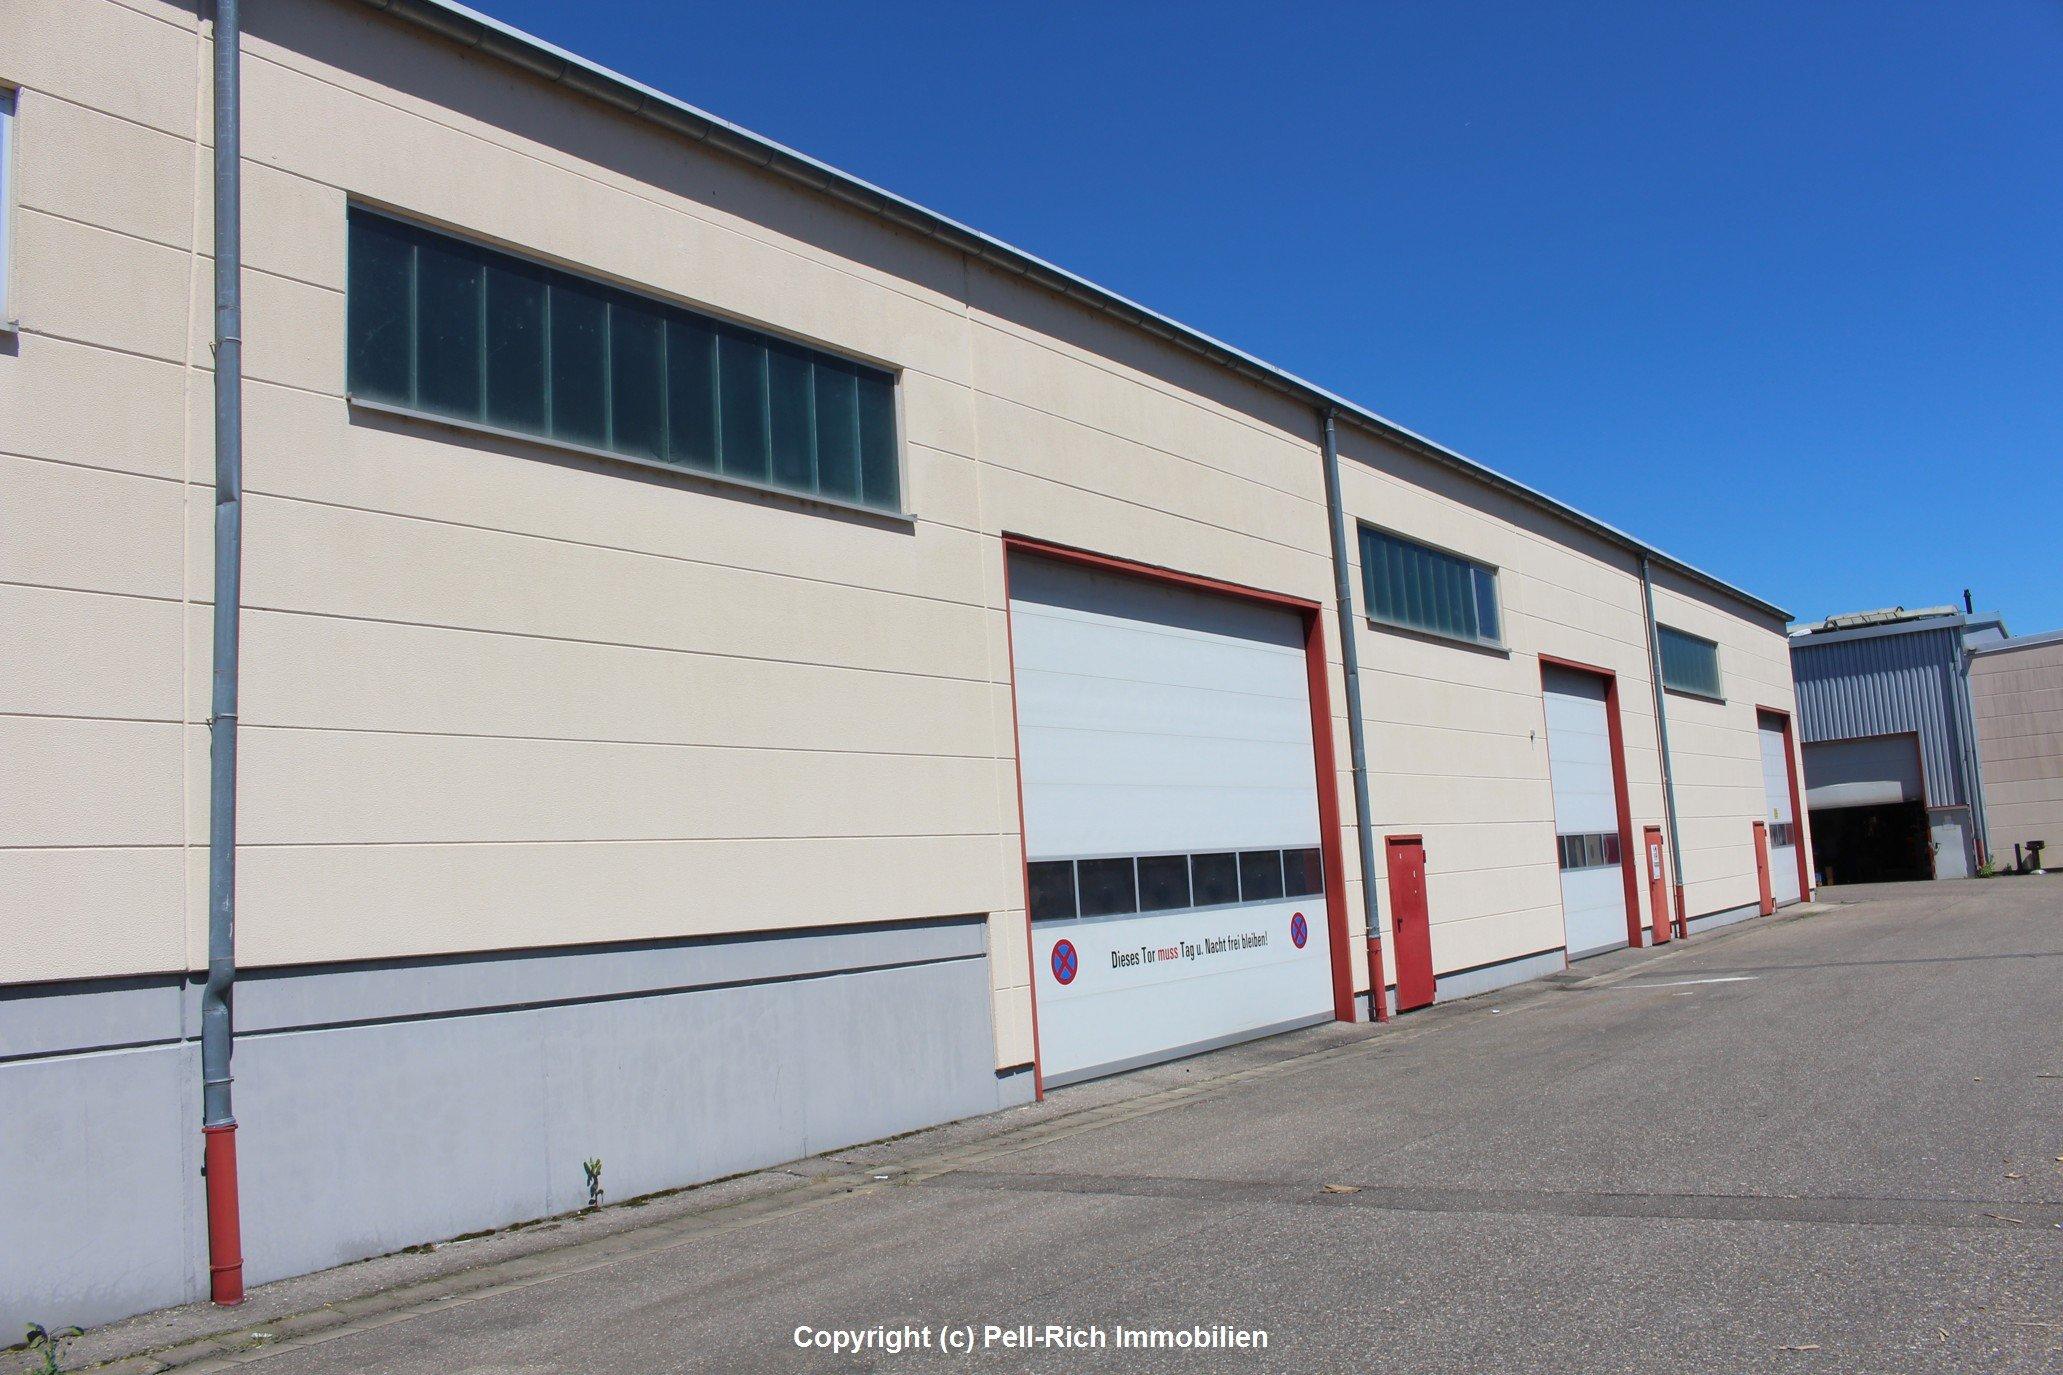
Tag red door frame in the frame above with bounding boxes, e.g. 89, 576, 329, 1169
1539, 655, 1644, 950
1385, 834, 1436, 1011
1642, 825, 1670, 944
1751, 820, 1774, 916
1755, 705, 1814, 903
998, 536, 1369, 1098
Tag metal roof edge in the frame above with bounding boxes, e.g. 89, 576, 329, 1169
1788, 613, 1967, 651
351, 0, 1790, 624
1968, 627, 2063, 657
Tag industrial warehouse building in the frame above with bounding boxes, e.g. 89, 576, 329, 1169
1791, 607, 2063, 882
1790, 606, 2004, 882
3, 0, 1809, 1328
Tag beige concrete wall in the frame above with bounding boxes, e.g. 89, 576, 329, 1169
2, 0, 211, 985
2, 0, 1023, 1010
1335, 432, 1672, 981
2, 0, 1798, 1073
1971, 639, 2063, 859
1648, 568, 1802, 917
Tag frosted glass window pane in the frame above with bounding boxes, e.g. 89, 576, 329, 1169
813, 364, 862, 502
768, 343, 816, 492
857, 372, 899, 509
548, 284, 607, 448
347, 215, 414, 405
484, 261, 547, 432
414, 238, 482, 418
1473, 566, 1501, 642
665, 316, 718, 472
609, 299, 665, 461
718, 330, 770, 482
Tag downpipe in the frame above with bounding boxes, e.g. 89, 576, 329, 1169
1317, 410, 1388, 1022
203, 0, 246, 1307
1952, 646, 1989, 870
1639, 556, 1688, 937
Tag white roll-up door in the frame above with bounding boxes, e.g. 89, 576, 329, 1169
1802, 736, 1924, 810
1759, 716, 1802, 905
1543, 666, 1630, 958
1008, 555, 1333, 1086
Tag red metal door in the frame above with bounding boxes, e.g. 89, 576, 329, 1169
1752, 821, 1774, 916
1386, 836, 1435, 1012
1644, 826, 1670, 945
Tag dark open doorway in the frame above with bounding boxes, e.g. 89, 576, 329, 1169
1809, 801, 1933, 884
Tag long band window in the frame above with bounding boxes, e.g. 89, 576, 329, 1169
346, 208, 903, 512
1360, 525, 1502, 647
1657, 625, 1723, 699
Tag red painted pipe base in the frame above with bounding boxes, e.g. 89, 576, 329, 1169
1366, 938, 1391, 1022
203, 1122, 245, 1306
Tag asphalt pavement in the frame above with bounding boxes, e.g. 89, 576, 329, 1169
71, 877, 2063, 1373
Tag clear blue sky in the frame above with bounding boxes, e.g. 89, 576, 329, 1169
472, 0, 2060, 632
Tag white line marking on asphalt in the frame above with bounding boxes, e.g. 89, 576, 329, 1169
1619, 975, 1761, 989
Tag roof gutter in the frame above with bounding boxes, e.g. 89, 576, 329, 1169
1968, 627, 2063, 657
352, 0, 1789, 624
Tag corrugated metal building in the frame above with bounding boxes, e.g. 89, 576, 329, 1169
1789, 607, 2001, 881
